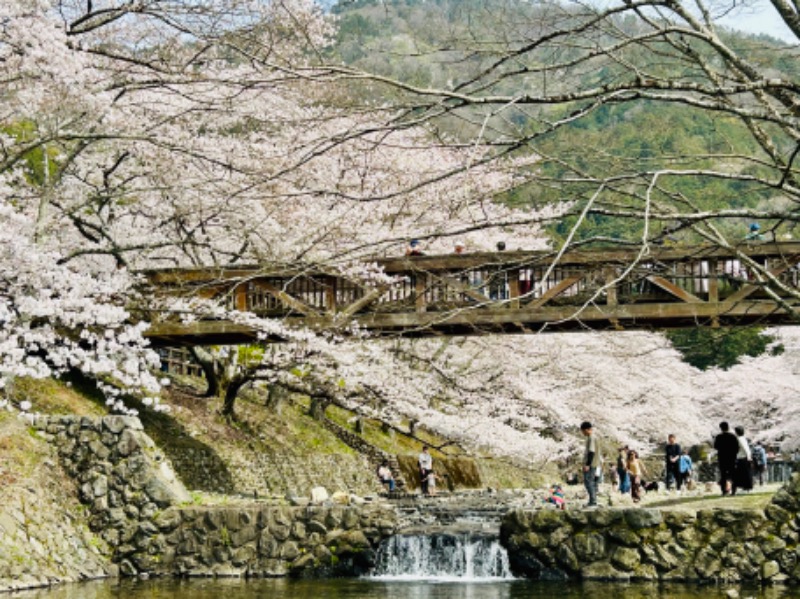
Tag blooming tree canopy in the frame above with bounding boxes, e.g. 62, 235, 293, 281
2, 0, 799, 466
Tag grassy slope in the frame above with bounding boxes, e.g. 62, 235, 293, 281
8, 375, 544, 494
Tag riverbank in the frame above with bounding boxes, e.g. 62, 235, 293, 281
0, 379, 792, 593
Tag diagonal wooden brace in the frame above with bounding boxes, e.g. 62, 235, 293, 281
646, 275, 704, 303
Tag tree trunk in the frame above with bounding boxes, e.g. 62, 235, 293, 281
265, 384, 286, 413
221, 374, 248, 417
189, 346, 220, 397
308, 395, 329, 421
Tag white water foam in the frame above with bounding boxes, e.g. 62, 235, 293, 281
369, 534, 514, 582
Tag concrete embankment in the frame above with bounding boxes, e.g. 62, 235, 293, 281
5, 413, 800, 592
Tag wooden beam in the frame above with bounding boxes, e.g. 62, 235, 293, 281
234, 284, 248, 311
646, 275, 704, 304
337, 285, 390, 319
144, 299, 800, 344
528, 275, 583, 309
252, 280, 321, 318
415, 273, 427, 313
436, 274, 491, 304
141, 242, 800, 283
508, 269, 520, 309
324, 276, 337, 313
604, 267, 618, 307
726, 255, 800, 304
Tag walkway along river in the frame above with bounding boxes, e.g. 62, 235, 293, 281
3, 415, 800, 594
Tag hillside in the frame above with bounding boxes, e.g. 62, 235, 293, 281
4, 377, 545, 498
329, 0, 798, 244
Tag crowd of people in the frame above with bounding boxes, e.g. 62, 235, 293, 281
714, 421, 769, 496
373, 420, 772, 505
579, 420, 771, 509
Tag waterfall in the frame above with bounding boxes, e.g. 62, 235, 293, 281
370, 533, 514, 581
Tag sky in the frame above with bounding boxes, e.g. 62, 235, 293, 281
717, 0, 797, 42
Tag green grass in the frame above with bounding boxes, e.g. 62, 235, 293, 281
648, 488, 777, 511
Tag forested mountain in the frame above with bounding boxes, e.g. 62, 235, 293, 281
328, 0, 797, 243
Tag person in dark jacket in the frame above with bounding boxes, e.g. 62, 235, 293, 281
665, 434, 682, 492
714, 421, 739, 496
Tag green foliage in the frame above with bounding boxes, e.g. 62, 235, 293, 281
666, 327, 784, 371
329, 0, 795, 247
1, 121, 60, 187
238, 345, 265, 366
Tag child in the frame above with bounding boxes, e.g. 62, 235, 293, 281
545, 484, 566, 510
426, 470, 437, 496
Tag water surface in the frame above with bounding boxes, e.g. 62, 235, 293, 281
11, 578, 800, 599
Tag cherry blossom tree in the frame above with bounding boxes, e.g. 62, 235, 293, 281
5, 0, 800, 468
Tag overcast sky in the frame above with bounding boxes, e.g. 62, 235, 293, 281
717, 0, 796, 42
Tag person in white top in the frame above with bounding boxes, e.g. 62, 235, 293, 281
732, 426, 753, 495
418, 446, 433, 495
376, 460, 395, 492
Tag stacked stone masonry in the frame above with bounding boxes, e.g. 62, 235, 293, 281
19, 414, 800, 588
31, 416, 398, 580
501, 475, 800, 583
130, 504, 398, 578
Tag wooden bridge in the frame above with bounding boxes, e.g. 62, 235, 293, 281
143, 242, 800, 345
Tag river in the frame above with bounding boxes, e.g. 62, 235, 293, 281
9, 578, 800, 599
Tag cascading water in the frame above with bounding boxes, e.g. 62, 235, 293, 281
370, 533, 514, 581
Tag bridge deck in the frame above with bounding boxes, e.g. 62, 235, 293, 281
143, 242, 800, 345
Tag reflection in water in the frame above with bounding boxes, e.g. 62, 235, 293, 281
9, 578, 800, 599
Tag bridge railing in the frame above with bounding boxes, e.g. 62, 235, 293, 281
142, 242, 800, 340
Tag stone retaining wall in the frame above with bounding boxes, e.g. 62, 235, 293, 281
29, 416, 398, 581
127, 503, 397, 578
501, 475, 800, 583
34, 415, 191, 555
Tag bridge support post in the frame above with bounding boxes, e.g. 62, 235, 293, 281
415, 273, 427, 313
234, 283, 248, 312
708, 259, 720, 328
604, 267, 618, 307
324, 276, 337, 313
509, 269, 520, 309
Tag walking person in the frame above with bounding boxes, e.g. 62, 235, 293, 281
714, 421, 739, 496
732, 426, 754, 495
616, 447, 631, 494
580, 421, 603, 508
752, 441, 768, 486
418, 446, 433, 496
627, 449, 647, 503
665, 434, 682, 492
678, 450, 693, 490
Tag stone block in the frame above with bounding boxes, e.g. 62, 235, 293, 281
765, 504, 792, 524
581, 560, 628, 580
258, 531, 278, 558
624, 508, 662, 529
573, 533, 606, 562
608, 527, 640, 547
663, 511, 696, 530
762, 560, 781, 580
310, 487, 329, 504
280, 541, 300, 561
531, 509, 566, 532
307, 520, 327, 535
611, 546, 641, 571
229, 526, 258, 548
589, 509, 623, 527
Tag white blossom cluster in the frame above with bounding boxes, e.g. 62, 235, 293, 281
4, 0, 797, 466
